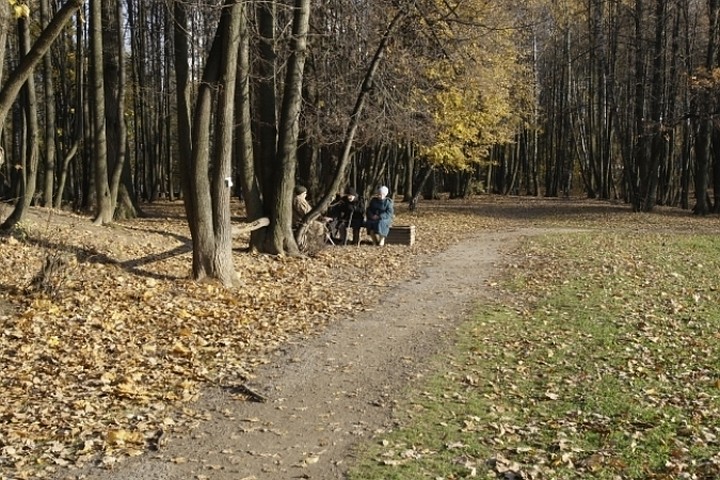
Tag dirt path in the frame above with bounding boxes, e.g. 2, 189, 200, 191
61, 229, 527, 480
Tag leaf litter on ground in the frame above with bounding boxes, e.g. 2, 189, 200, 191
1, 196, 719, 479
346, 203, 720, 480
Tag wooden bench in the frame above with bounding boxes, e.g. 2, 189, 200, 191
385, 225, 415, 246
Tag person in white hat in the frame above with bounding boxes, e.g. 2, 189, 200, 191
365, 186, 393, 246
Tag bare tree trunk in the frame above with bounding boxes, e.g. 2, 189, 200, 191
693, 0, 719, 215
188, 19, 219, 279
638, 0, 668, 212
103, 0, 132, 219
0, 1, 8, 84
680, 0, 692, 211
235, 1, 265, 249
254, 0, 278, 216
403, 142, 415, 202
55, 18, 84, 209
173, 0, 197, 241
265, 0, 312, 255
174, 0, 242, 285
90, 0, 112, 224
297, 5, 409, 240
40, 0, 56, 207
709, 0, 720, 213
1, 15, 41, 230
630, 0, 647, 211
210, 1, 242, 285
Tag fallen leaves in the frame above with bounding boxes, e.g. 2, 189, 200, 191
4, 197, 720, 479
350, 213, 720, 480
0, 199, 504, 478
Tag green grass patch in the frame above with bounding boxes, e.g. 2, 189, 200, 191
348, 232, 720, 479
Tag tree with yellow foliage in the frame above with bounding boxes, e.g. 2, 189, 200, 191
394, 0, 534, 199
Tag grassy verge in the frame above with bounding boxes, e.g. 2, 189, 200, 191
347, 231, 720, 479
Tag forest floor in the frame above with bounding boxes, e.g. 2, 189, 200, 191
1, 195, 718, 480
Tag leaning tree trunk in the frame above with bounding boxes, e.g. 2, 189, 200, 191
0, 0, 84, 223
0, 0, 84, 133
409, 163, 434, 211
1, 15, 41, 230
297, 5, 410, 242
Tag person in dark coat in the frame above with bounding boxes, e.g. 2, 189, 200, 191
328, 186, 365, 244
365, 186, 393, 246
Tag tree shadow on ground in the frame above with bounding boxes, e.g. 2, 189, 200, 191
24, 236, 192, 282
404, 196, 698, 221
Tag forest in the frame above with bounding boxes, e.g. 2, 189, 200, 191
3, 2, 720, 476
1, 0, 720, 280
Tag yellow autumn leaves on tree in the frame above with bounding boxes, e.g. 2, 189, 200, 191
7, 0, 30, 19
410, 0, 533, 171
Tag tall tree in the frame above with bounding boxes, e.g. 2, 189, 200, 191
692, 0, 719, 215
40, 0, 57, 207
0, 0, 85, 230
263, 0, 312, 255
1, 10, 41, 230
235, 0, 265, 248
89, 0, 112, 224
174, 0, 242, 285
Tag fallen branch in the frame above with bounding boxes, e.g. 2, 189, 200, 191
232, 217, 269, 237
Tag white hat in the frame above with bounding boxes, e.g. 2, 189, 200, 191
378, 186, 389, 197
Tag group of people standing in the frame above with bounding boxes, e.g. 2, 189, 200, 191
292, 185, 394, 246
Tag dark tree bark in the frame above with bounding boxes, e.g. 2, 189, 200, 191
0, 1, 84, 230
266, 0, 312, 255
253, 0, 278, 216
639, 0, 668, 212
630, 0, 647, 211
40, 0, 57, 207
89, 0, 112, 224
1, 15, 40, 231
297, 5, 410, 242
209, 1, 243, 285
693, 0, 719, 215
175, 0, 242, 285
102, 0, 135, 220
235, 0, 265, 249
55, 16, 84, 209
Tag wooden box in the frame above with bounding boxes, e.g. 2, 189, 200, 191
386, 225, 415, 246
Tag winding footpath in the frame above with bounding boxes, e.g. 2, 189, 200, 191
59, 230, 524, 480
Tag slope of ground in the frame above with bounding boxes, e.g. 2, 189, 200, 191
0, 196, 717, 480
